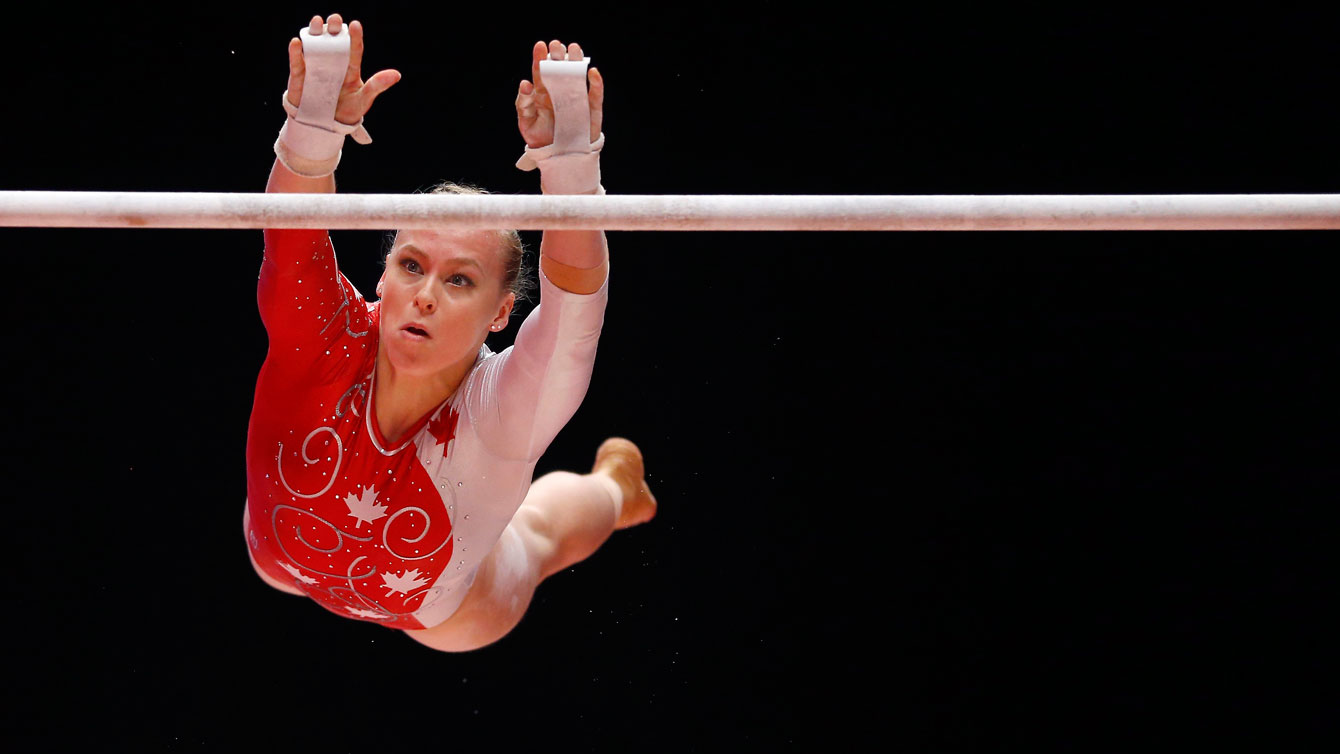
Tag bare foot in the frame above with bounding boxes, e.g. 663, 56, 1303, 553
593, 437, 657, 529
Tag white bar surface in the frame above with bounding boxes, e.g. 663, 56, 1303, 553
1, 191, 1339, 231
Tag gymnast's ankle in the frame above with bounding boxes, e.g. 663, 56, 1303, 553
593, 437, 657, 529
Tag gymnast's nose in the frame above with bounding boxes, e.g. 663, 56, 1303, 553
413, 282, 436, 314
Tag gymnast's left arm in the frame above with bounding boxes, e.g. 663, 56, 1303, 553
465, 40, 610, 461
516, 40, 609, 293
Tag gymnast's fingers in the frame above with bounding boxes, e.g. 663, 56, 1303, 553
531, 41, 549, 94
568, 42, 584, 61
287, 37, 305, 107
588, 67, 603, 141
548, 39, 565, 61
361, 69, 401, 105
516, 79, 536, 118
347, 19, 366, 81
326, 13, 343, 36
308, 15, 323, 36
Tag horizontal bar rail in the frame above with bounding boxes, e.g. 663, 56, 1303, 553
2, 191, 1339, 231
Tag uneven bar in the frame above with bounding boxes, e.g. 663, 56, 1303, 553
2, 191, 1339, 231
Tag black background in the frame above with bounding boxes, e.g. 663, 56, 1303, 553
3, 3, 1336, 750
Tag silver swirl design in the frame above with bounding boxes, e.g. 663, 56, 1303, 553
382, 506, 453, 561
277, 426, 342, 499
339, 556, 393, 617
325, 588, 432, 618
312, 555, 434, 619
326, 585, 395, 620
319, 281, 370, 339
347, 556, 433, 614
335, 380, 368, 419
271, 504, 375, 579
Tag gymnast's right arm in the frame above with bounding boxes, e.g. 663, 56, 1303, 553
259, 14, 399, 344
265, 13, 399, 194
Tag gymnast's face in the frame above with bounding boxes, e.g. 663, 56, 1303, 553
377, 228, 515, 378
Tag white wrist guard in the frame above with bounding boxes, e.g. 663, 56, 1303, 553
274, 25, 373, 177
516, 133, 605, 194
515, 57, 604, 195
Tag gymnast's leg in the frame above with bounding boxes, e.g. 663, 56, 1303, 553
403, 438, 657, 652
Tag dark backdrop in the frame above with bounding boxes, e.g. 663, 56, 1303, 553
3, 3, 1335, 750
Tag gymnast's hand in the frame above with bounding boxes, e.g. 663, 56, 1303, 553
516, 40, 604, 149
286, 14, 401, 125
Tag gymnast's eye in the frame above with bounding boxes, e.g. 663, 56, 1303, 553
400, 258, 422, 274
447, 274, 474, 288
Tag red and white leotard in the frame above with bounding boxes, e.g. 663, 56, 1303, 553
244, 228, 607, 630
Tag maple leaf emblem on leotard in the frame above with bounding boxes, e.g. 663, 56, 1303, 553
381, 568, 431, 597
276, 560, 318, 585
427, 407, 459, 451
345, 485, 387, 528
346, 607, 387, 620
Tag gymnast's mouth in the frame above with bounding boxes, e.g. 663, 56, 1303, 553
403, 324, 431, 339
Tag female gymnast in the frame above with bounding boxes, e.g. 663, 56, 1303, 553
242, 13, 656, 651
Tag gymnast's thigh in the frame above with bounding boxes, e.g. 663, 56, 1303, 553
402, 522, 541, 652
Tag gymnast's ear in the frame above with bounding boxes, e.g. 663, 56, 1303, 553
375, 270, 386, 299
489, 291, 516, 332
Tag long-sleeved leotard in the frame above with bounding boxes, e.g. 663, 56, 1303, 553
244, 228, 607, 630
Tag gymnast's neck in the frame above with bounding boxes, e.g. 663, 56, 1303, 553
372, 344, 475, 446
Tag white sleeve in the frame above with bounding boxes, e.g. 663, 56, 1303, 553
460, 268, 608, 461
